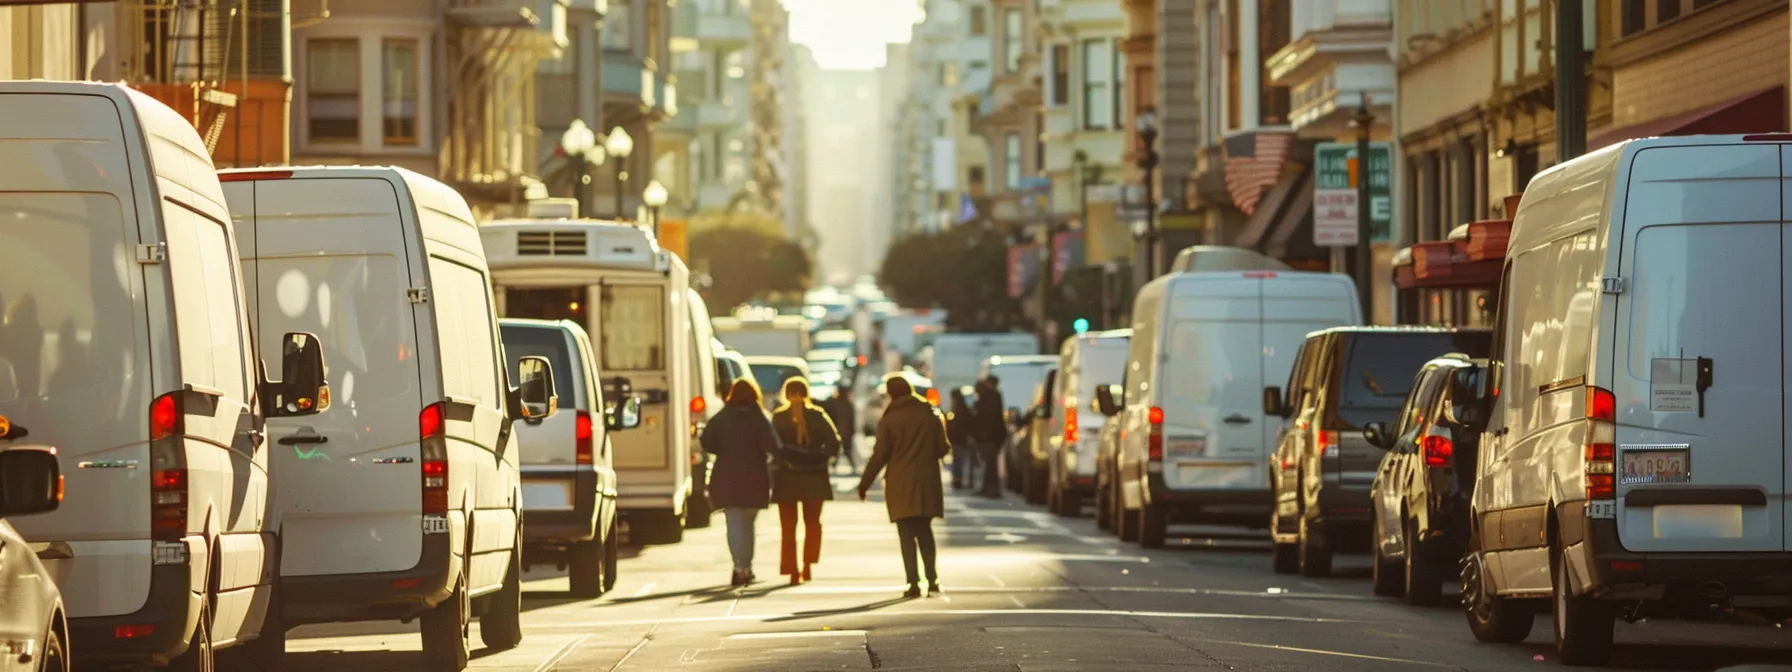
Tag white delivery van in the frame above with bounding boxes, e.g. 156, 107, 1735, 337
0, 82, 328, 670
481, 219, 702, 545
1112, 271, 1359, 548
1460, 135, 1792, 665
499, 319, 641, 598
682, 291, 722, 529
1042, 330, 1132, 517
928, 333, 1040, 401
222, 166, 552, 669
713, 314, 812, 358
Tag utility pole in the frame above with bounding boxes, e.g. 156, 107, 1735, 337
1555, 0, 1587, 162
1353, 96, 1374, 320
1136, 110, 1160, 280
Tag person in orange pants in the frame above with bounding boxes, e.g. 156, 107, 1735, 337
770, 378, 842, 584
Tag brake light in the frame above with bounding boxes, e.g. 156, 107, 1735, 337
421, 403, 449, 514
926, 388, 940, 405
114, 624, 156, 639
1744, 133, 1792, 142
1147, 406, 1164, 461
1421, 435, 1452, 468
419, 402, 444, 440
1319, 430, 1339, 457
575, 410, 594, 465
150, 392, 181, 441
1584, 386, 1617, 501
148, 392, 187, 542
858, 355, 868, 366
690, 395, 707, 415
217, 169, 294, 182
1064, 406, 1079, 443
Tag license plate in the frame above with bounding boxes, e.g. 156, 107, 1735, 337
1621, 447, 1690, 486
522, 481, 574, 510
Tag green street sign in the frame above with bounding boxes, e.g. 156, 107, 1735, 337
1313, 142, 1393, 246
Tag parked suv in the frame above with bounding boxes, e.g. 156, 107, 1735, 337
1264, 327, 1491, 577
0, 444, 68, 672
1366, 355, 1489, 605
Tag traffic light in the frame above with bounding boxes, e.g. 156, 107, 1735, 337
1072, 318, 1090, 334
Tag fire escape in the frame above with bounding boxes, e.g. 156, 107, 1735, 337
443, 0, 565, 209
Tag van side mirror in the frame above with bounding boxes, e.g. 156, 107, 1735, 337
267, 332, 330, 418
514, 356, 558, 421
607, 396, 643, 431
1363, 421, 1394, 450
0, 448, 61, 517
1262, 386, 1289, 418
1094, 384, 1121, 417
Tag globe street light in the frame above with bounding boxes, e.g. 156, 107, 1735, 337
642, 179, 669, 236
559, 119, 603, 217
605, 126, 636, 219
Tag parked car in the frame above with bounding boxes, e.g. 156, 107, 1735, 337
1264, 326, 1492, 577
500, 319, 642, 598
1041, 330, 1131, 517
1113, 271, 1361, 549
1365, 355, 1488, 605
222, 165, 553, 670
2, 82, 327, 671
0, 444, 69, 672
747, 356, 812, 410
1093, 384, 1127, 532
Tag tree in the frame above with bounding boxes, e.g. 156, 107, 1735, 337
688, 213, 811, 315
879, 225, 1027, 331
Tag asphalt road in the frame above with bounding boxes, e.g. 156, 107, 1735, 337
281, 469, 1792, 672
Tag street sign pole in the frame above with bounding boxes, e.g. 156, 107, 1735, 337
1353, 96, 1374, 320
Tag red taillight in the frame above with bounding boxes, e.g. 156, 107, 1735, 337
419, 402, 444, 439
1147, 406, 1163, 461
114, 624, 156, 639
1587, 386, 1616, 422
1064, 407, 1078, 443
1610, 560, 1643, 572
1319, 430, 1340, 457
690, 396, 707, 415
1585, 387, 1616, 500
858, 355, 868, 366
1421, 435, 1452, 468
150, 393, 187, 542
150, 393, 181, 441
926, 388, 940, 405
421, 403, 448, 514
217, 169, 294, 182
575, 411, 594, 465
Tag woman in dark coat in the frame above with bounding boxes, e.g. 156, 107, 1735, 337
770, 378, 841, 585
945, 388, 976, 489
857, 374, 951, 598
701, 378, 777, 586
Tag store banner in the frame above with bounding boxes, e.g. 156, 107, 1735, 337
1009, 243, 1041, 298
1053, 231, 1084, 286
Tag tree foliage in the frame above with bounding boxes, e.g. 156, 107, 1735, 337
878, 225, 1027, 331
688, 214, 811, 316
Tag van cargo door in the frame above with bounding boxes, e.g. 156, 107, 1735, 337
1259, 276, 1358, 462
1161, 278, 1261, 491
1611, 144, 1781, 553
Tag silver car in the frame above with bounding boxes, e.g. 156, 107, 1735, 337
0, 440, 69, 672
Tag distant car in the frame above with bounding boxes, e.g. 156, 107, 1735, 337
0, 444, 68, 672
746, 356, 812, 409
1040, 330, 1131, 517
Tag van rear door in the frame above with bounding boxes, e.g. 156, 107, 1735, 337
1161, 277, 1262, 490
228, 177, 429, 574
1611, 143, 1782, 553
1260, 276, 1359, 460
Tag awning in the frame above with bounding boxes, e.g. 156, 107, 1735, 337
1233, 164, 1302, 250
1393, 219, 1509, 290
1588, 86, 1786, 152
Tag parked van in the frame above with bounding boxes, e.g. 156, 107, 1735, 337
499, 319, 641, 598
682, 292, 723, 530
222, 166, 552, 669
481, 219, 705, 545
1, 83, 328, 670
1460, 135, 1792, 666
1040, 330, 1131, 517
928, 333, 1039, 399
1107, 271, 1359, 548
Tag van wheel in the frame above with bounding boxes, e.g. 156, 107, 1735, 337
1404, 518, 1443, 606
1553, 550, 1614, 666
568, 537, 604, 598
420, 569, 469, 671
1054, 488, 1080, 518
602, 519, 620, 593
41, 623, 67, 672
1463, 552, 1533, 643
1137, 502, 1167, 549
1025, 467, 1049, 505
165, 598, 213, 672
1370, 516, 1402, 597
1297, 515, 1333, 577
1094, 475, 1113, 530
480, 548, 524, 650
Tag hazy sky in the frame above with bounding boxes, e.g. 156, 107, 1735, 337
784, 0, 920, 70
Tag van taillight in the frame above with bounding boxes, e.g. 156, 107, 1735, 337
1584, 386, 1617, 500
1421, 435, 1452, 468
575, 411, 594, 465
1147, 406, 1164, 461
420, 403, 449, 514
926, 389, 940, 405
1319, 430, 1340, 458
690, 396, 707, 415
149, 393, 187, 542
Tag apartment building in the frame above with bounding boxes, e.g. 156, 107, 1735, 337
980, 0, 1045, 225
659, 0, 752, 217
1038, 0, 1127, 263
597, 0, 674, 220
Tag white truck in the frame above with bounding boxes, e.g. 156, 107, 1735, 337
713, 315, 811, 358
927, 333, 1040, 401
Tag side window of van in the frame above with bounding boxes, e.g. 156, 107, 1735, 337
1485, 264, 1514, 433
430, 257, 504, 410
163, 203, 252, 405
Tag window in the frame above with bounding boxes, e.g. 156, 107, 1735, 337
969, 6, 987, 36
603, 2, 632, 51
1081, 39, 1113, 130
1003, 9, 1022, 73
601, 284, 664, 370
430, 258, 503, 408
1035, 110, 1045, 173
501, 325, 580, 408
1049, 44, 1069, 106
1656, 0, 1680, 22
381, 40, 418, 145
307, 38, 360, 142
1004, 132, 1021, 189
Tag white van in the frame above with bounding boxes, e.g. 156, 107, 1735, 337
499, 319, 641, 598
1460, 135, 1792, 665
928, 333, 1040, 401
221, 166, 551, 669
680, 291, 723, 530
0, 82, 327, 670
713, 314, 812, 358
1109, 271, 1359, 548
481, 219, 704, 545
1042, 330, 1131, 517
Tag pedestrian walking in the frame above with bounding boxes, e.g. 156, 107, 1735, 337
946, 388, 976, 490
701, 378, 776, 587
823, 386, 859, 473
857, 373, 950, 598
973, 377, 1008, 497
771, 378, 841, 585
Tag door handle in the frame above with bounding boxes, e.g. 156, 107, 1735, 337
241, 429, 265, 448
1224, 414, 1252, 425
277, 434, 328, 446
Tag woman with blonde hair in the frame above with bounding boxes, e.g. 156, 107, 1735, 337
701, 378, 777, 586
770, 377, 841, 585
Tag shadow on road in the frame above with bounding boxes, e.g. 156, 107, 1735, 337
763, 596, 913, 623
285, 645, 511, 671
600, 583, 737, 605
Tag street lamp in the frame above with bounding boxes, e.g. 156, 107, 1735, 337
643, 179, 669, 236
1352, 94, 1375, 319
559, 119, 603, 217
1135, 108, 1160, 279
605, 126, 635, 219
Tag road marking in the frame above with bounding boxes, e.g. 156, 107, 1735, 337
727, 630, 869, 639
1186, 638, 1458, 668
608, 635, 652, 672
632, 582, 658, 598
532, 607, 1366, 630
532, 633, 592, 672
777, 584, 1374, 602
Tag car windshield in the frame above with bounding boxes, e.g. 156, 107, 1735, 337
1333, 332, 1492, 429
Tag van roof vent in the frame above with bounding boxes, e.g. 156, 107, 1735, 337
517, 230, 588, 256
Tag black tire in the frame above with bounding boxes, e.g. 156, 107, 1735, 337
1553, 550, 1614, 666
1404, 518, 1443, 606
420, 570, 469, 671
1117, 504, 1141, 542
1297, 514, 1333, 577
602, 519, 620, 593
480, 548, 524, 650
1463, 553, 1534, 644
40, 622, 67, 672
567, 538, 604, 598
1370, 516, 1402, 597
1094, 472, 1112, 529
1138, 502, 1166, 549
1054, 488, 1079, 518
165, 599, 213, 672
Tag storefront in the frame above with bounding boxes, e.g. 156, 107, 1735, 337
1393, 216, 1508, 328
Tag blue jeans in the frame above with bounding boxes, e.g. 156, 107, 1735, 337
724, 507, 758, 570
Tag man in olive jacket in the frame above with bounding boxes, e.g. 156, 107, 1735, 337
857, 374, 950, 597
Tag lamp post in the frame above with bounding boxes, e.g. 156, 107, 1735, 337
1352, 95, 1374, 320
559, 119, 602, 217
1135, 109, 1160, 280
605, 126, 635, 219
643, 179, 669, 236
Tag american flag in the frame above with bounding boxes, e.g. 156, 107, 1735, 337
1224, 131, 1295, 216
